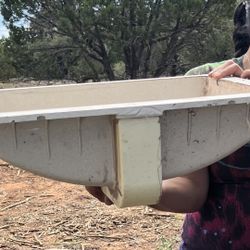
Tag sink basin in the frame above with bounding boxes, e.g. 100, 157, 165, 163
1, 76, 250, 207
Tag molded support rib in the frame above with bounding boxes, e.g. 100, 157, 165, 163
102, 117, 162, 208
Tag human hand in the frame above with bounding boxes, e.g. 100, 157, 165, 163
85, 186, 113, 205
208, 60, 244, 80
209, 47, 250, 80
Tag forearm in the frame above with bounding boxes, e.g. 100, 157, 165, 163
151, 168, 209, 213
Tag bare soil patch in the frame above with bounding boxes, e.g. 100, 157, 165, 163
0, 161, 183, 250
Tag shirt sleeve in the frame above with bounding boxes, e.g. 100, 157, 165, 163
185, 56, 244, 76
185, 61, 226, 76
233, 55, 244, 68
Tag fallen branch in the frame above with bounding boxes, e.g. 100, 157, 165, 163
53, 220, 68, 227
34, 234, 43, 246
0, 197, 35, 212
80, 234, 135, 241
9, 236, 34, 245
0, 224, 11, 230
9, 236, 43, 248
143, 212, 174, 217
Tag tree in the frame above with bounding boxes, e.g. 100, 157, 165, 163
0, 39, 17, 80
0, 0, 237, 81
180, 18, 235, 73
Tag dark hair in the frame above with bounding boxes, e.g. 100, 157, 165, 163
233, 1, 250, 57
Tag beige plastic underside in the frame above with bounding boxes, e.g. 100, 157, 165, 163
102, 117, 162, 207
1, 76, 250, 207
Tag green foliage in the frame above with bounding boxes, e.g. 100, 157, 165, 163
181, 18, 235, 72
0, 0, 238, 81
0, 39, 17, 80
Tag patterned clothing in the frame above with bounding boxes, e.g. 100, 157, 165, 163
181, 146, 250, 250
181, 57, 250, 250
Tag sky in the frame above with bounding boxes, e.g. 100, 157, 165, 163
0, 15, 9, 38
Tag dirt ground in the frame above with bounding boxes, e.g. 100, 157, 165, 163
0, 160, 183, 250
